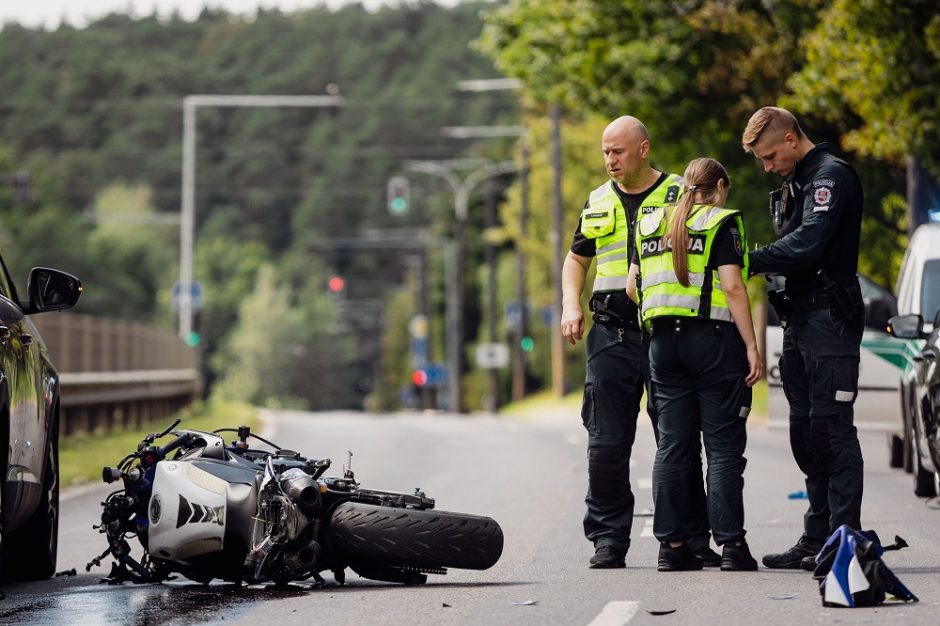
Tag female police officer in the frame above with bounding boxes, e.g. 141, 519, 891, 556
627, 157, 763, 571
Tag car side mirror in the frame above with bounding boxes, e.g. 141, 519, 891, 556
886, 313, 925, 339
25, 267, 82, 313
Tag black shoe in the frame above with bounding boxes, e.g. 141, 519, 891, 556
761, 536, 823, 569
721, 540, 758, 571
657, 542, 704, 572
800, 555, 817, 571
690, 544, 722, 567
589, 545, 626, 569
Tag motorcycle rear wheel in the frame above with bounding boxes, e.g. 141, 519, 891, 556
328, 502, 503, 571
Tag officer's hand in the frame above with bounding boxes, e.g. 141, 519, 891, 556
744, 346, 764, 387
561, 307, 584, 345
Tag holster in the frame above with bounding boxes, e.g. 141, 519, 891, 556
817, 270, 861, 323
767, 288, 792, 322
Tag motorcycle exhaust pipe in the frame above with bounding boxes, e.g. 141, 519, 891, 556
278, 469, 322, 516
282, 540, 322, 575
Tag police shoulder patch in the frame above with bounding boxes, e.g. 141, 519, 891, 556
664, 185, 680, 204
813, 187, 832, 205
813, 178, 835, 188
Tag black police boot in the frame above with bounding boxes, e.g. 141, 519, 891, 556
800, 555, 817, 571
690, 544, 722, 567
589, 545, 626, 569
720, 540, 758, 572
657, 542, 704, 572
761, 536, 823, 569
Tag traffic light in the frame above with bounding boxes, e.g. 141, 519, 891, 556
387, 175, 410, 215
185, 312, 202, 347
412, 369, 428, 386
327, 275, 346, 294
520, 336, 534, 353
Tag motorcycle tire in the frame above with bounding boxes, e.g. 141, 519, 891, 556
328, 502, 503, 571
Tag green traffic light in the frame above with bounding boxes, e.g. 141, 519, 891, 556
185, 331, 201, 347
520, 336, 534, 352
390, 197, 407, 214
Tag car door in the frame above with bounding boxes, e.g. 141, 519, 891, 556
0, 255, 42, 512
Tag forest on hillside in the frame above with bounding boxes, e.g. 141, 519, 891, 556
0, 1, 520, 411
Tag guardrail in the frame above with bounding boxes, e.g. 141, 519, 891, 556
30, 313, 202, 435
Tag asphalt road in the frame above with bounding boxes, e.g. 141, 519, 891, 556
2, 407, 939, 625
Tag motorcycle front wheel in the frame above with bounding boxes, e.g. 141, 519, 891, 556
328, 502, 503, 571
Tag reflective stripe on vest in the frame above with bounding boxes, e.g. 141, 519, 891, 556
636, 203, 748, 325
581, 174, 683, 293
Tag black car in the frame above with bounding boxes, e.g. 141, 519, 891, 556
887, 313, 940, 498
0, 263, 82, 580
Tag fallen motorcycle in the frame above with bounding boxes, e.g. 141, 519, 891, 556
87, 419, 503, 586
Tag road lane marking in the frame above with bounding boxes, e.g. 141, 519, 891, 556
637, 478, 652, 490
586, 600, 640, 626
640, 519, 654, 538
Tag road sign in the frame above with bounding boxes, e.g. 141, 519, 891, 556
172, 281, 204, 312
475, 342, 509, 369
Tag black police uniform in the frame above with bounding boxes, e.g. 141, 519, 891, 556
571, 173, 711, 559
750, 144, 865, 545
634, 221, 751, 551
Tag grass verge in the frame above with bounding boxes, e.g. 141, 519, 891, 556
499, 389, 582, 420
60, 400, 259, 488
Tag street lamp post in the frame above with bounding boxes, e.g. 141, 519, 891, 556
178, 94, 343, 340
404, 159, 517, 414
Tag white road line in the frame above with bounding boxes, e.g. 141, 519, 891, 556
640, 519, 654, 538
636, 478, 652, 490
586, 600, 640, 626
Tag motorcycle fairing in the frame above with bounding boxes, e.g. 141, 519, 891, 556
148, 461, 227, 561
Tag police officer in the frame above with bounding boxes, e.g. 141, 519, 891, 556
561, 116, 718, 569
742, 106, 866, 570
627, 157, 762, 571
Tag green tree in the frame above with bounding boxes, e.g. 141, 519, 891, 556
786, 0, 940, 178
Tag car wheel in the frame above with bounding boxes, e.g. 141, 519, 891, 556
2, 415, 59, 581
911, 418, 938, 498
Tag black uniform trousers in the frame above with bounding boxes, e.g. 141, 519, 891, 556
649, 317, 751, 546
780, 305, 864, 540
581, 320, 710, 553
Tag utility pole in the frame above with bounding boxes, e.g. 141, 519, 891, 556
404, 159, 517, 414
484, 180, 500, 412
512, 143, 530, 402
178, 94, 343, 340
549, 104, 566, 397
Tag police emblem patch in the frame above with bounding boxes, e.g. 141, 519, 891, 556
730, 227, 743, 256
814, 187, 831, 204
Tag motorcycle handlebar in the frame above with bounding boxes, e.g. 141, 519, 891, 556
157, 432, 192, 459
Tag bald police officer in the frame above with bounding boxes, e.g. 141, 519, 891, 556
562, 116, 718, 569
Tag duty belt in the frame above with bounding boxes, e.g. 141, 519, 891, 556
785, 291, 831, 313
592, 311, 641, 332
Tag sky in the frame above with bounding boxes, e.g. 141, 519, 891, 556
0, 0, 457, 29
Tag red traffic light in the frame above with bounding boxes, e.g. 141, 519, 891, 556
411, 369, 428, 386
327, 276, 346, 293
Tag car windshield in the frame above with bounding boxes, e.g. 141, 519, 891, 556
921, 259, 940, 325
